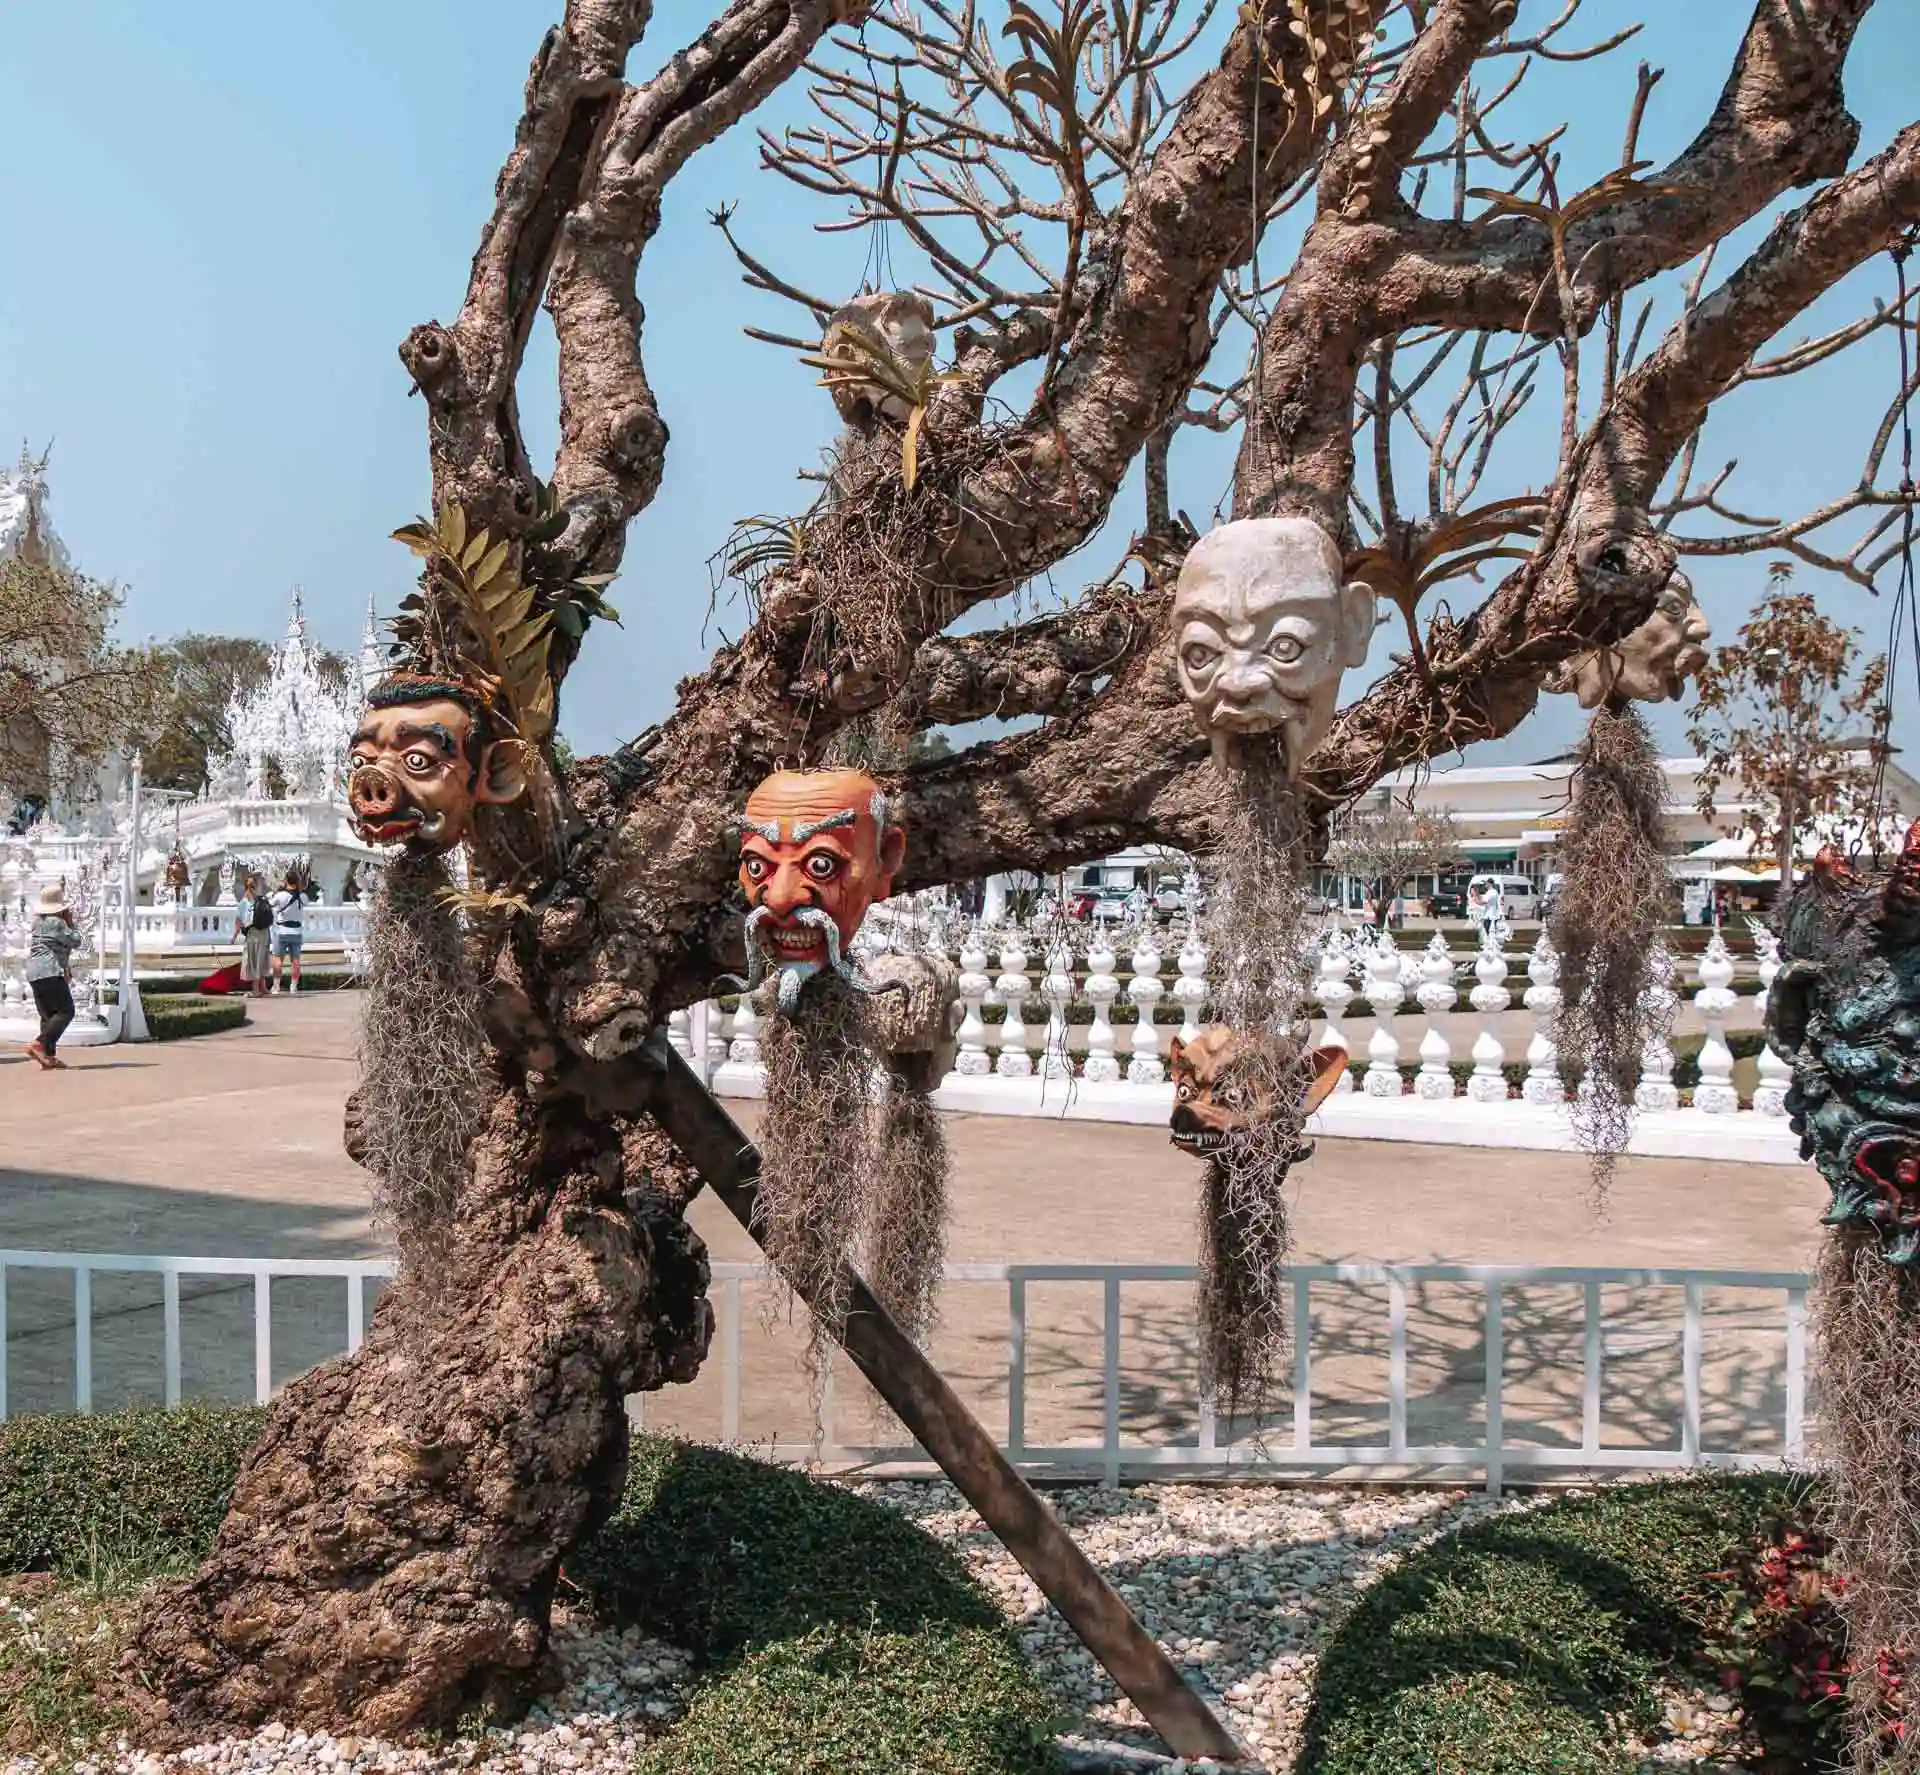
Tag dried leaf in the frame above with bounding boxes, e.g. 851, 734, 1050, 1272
902, 405, 927, 493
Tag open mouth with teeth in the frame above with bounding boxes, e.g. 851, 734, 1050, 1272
353, 808, 446, 849
757, 919, 830, 965
1171, 1127, 1229, 1154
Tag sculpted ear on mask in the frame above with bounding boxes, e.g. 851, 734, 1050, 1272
1336, 580, 1377, 669
476, 738, 530, 807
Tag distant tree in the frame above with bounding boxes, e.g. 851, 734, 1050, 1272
143, 634, 355, 792
1326, 793, 1461, 924
0, 555, 160, 811
1686, 563, 1889, 887
142, 635, 273, 791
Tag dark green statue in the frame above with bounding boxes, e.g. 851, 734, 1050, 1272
1767, 821, 1920, 1263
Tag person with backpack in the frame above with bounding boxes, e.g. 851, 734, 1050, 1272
234, 874, 273, 998
270, 868, 307, 994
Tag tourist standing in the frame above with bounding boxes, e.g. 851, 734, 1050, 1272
270, 869, 306, 994
235, 874, 273, 998
24, 882, 80, 1070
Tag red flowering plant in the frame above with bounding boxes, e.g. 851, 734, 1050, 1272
1696, 1497, 1904, 1767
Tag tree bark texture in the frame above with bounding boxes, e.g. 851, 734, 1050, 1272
129, 1078, 710, 1740
130, 0, 1920, 1739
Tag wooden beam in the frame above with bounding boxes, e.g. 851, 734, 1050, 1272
640, 1033, 1245, 1764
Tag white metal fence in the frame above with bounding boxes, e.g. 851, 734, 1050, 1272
1, 1251, 1808, 1495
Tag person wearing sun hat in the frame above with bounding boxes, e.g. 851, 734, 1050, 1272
24, 881, 82, 1070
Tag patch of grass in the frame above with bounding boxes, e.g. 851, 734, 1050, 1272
1298, 1474, 1802, 1775
0, 1405, 267, 1579
0, 1578, 132, 1766
573, 1437, 1059, 1774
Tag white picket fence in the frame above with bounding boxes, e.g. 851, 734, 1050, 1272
677, 909, 1800, 1159
0, 1250, 1809, 1496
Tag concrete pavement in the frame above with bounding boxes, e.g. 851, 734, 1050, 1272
0, 992, 1829, 1462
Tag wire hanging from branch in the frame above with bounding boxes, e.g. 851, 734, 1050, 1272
1863, 223, 1920, 863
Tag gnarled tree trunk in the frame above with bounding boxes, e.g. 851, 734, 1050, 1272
126, 0, 1920, 1739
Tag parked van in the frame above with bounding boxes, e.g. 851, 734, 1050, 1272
1467, 873, 1540, 920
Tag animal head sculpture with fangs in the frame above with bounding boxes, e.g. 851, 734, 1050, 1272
737, 768, 907, 1013
1168, 1029, 1348, 1157
1171, 518, 1376, 774
1767, 820, 1920, 1263
1546, 569, 1712, 709
347, 674, 528, 855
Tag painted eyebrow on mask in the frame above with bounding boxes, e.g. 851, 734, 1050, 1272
794, 809, 857, 841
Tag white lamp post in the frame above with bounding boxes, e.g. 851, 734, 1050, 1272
116, 751, 150, 1042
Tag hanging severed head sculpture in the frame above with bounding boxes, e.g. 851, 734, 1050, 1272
738, 768, 907, 1013
1172, 517, 1377, 774
348, 674, 529, 855
1168, 1030, 1349, 1158
1546, 569, 1712, 710
1766, 823, 1920, 1264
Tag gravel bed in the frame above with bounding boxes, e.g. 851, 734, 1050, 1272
9, 1480, 1750, 1775
853, 1477, 1748, 1773
7, 1609, 694, 1775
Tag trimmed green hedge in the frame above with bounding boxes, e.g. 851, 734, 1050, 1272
109, 968, 358, 998
0, 1412, 1057, 1773
145, 995, 249, 1041
573, 1437, 1058, 1774
0, 1404, 267, 1579
1298, 1474, 1801, 1775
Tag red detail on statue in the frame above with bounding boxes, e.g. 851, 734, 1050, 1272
738, 769, 905, 970
1886, 817, 1920, 921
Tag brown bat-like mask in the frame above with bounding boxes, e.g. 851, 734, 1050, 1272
1167, 1029, 1348, 1156
347, 676, 527, 855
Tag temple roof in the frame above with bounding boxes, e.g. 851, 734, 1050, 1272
0, 446, 70, 571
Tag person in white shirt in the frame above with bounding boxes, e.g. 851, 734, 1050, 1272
269, 869, 307, 995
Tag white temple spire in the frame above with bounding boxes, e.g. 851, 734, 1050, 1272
288, 585, 307, 643
360, 596, 382, 699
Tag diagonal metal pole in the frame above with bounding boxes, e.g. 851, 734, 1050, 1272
641, 1034, 1244, 1764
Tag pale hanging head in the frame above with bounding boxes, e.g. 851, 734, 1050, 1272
1546, 569, 1712, 710
1171, 517, 1376, 774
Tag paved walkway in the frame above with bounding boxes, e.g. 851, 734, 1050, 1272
1, 994, 1828, 1463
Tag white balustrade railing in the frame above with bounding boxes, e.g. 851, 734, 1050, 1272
685, 909, 1798, 1158
88, 901, 368, 952
4, 1249, 1809, 1497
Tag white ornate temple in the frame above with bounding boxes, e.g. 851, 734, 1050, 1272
0, 454, 382, 1018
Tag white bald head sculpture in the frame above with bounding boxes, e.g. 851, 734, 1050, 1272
1172, 517, 1377, 774
1546, 569, 1712, 710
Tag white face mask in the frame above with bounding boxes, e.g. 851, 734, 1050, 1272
1172, 518, 1376, 774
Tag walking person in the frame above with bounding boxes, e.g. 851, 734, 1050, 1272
235, 874, 273, 999
270, 868, 306, 994
24, 882, 81, 1070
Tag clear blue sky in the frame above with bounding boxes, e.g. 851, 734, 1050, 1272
2, 1, 1914, 764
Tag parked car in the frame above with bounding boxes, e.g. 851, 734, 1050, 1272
1430, 881, 1470, 919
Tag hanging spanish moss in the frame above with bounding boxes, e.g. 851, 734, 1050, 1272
351, 852, 489, 1281
863, 1067, 951, 1343
1196, 752, 1319, 1421
1814, 1230, 1920, 1767
753, 973, 882, 1379
1549, 704, 1670, 1203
